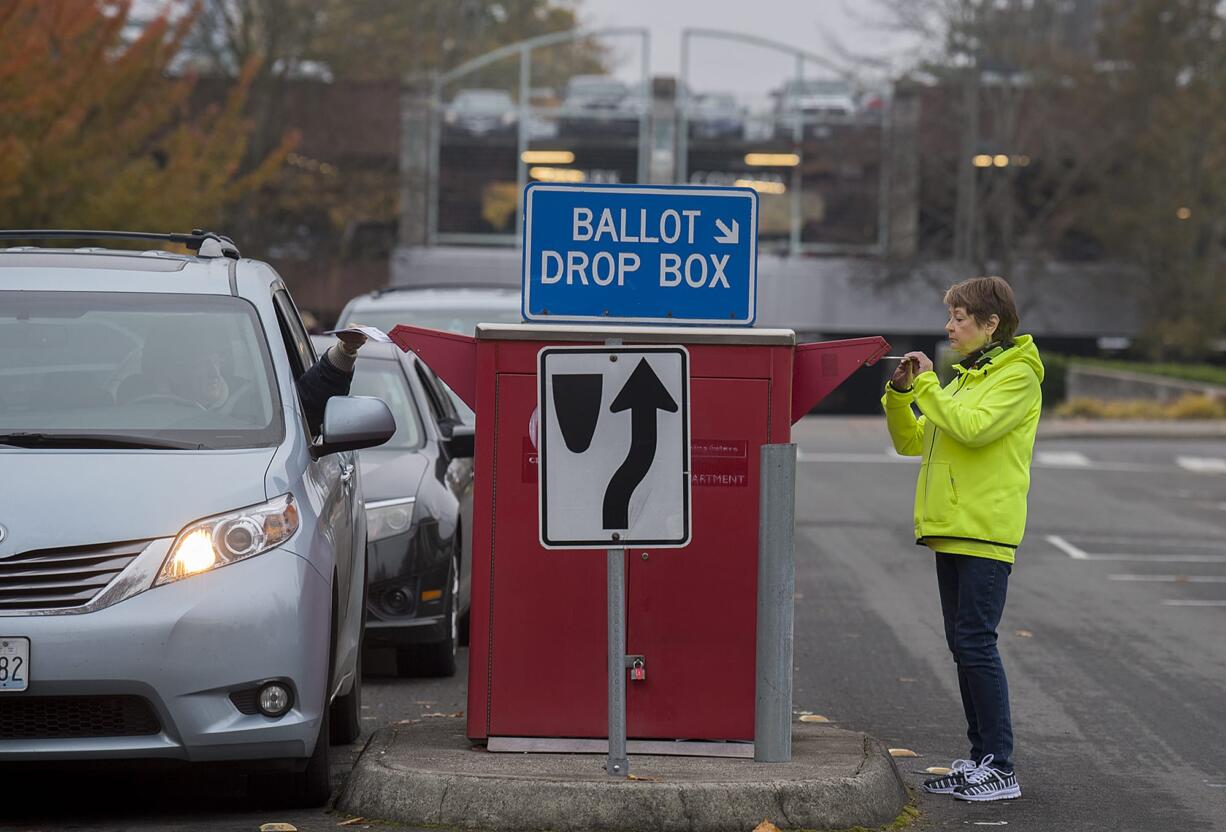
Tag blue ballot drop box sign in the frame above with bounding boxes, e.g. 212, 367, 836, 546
522, 183, 759, 326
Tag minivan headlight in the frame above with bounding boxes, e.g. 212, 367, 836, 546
366, 497, 415, 543
156, 494, 299, 586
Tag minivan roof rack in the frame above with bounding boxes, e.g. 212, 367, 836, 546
0, 229, 240, 260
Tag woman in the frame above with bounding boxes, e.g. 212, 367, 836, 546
881, 275, 1044, 802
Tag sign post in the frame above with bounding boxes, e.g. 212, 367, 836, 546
607, 546, 628, 777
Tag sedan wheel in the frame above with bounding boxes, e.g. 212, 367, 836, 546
395, 555, 459, 678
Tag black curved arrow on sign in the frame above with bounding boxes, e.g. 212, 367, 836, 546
602, 358, 678, 530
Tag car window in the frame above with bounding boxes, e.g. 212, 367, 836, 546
412, 362, 450, 425
440, 379, 475, 424
348, 360, 423, 449
568, 80, 627, 97
273, 290, 316, 377
0, 291, 282, 449
454, 91, 513, 110
342, 305, 521, 336
417, 362, 474, 425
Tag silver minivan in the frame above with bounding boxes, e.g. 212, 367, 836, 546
0, 232, 394, 806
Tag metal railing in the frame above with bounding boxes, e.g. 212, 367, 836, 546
428, 28, 650, 248
678, 28, 890, 257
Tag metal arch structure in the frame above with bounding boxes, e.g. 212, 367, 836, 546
428, 27, 651, 248
677, 28, 890, 257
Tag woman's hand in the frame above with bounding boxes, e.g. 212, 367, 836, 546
335, 330, 369, 356
905, 351, 934, 375
890, 358, 916, 391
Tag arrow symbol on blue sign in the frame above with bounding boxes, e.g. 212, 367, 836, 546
714, 218, 740, 245
602, 359, 679, 530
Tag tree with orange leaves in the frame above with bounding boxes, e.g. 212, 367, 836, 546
0, 0, 295, 233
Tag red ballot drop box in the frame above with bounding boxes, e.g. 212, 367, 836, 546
390, 322, 888, 748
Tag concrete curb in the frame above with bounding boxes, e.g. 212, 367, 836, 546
336, 720, 908, 832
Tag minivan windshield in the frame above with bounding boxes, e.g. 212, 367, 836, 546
0, 292, 283, 449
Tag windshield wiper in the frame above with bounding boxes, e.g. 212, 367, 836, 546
0, 432, 206, 450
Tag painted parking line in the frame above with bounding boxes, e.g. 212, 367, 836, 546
796, 449, 912, 464
1047, 535, 1090, 560
1046, 535, 1226, 564
1035, 450, 1091, 467
1162, 600, 1226, 607
1109, 574, 1226, 583
1054, 534, 1226, 548
1177, 456, 1226, 474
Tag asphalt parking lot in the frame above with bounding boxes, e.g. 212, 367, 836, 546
4, 417, 1224, 831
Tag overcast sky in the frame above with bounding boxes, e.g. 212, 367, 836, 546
574, 0, 920, 99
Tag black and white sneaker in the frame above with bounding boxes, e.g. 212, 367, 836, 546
922, 758, 977, 794
953, 755, 1021, 801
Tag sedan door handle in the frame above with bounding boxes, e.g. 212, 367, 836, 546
340, 463, 355, 483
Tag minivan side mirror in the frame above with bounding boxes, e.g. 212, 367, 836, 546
445, 423, 475, 459
315, 396, 396, 458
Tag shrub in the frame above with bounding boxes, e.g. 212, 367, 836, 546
1102, 399, 1166, 419
1055, 395, 1225, 420
1167, 395, 1226, 420
1055, 397, 1107, 418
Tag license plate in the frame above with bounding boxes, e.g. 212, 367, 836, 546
0, 637, 29, 692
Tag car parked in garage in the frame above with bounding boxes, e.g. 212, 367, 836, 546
686, 92, 746, 141
311, 336, 474, 678
443, 88, 517, 138
0, 230, 394, 807
558, 74, 643, 137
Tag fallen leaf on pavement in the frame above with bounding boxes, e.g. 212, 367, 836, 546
1175, 575, 1190, 583
1014, 629, 1034, 638
752, 821, 781, 832
889, 748, 919, 758
260, 825, 297, 832
337, 819, 366, 827
798, 714, 829, 723
627, 773, 657, 781
925, 766, 952, 775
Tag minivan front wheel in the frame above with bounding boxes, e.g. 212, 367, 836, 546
330, 552, 367, 745
290, 584, 336, 805
329, 647, 362, 745
293, 706, 332, 806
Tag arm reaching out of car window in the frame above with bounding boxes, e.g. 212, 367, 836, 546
297, 331, 369, 435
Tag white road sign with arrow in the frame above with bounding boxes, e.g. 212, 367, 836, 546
537, 345, 691, 549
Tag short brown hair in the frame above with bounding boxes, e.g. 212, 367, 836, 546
943, 276, 1019, 343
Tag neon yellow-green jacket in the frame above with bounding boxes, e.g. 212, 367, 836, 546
881, 335, 1044, 563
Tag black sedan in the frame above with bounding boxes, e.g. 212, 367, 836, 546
312, 336, 474, 677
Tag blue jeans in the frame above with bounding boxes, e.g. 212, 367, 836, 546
934, 553, 1014, 772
